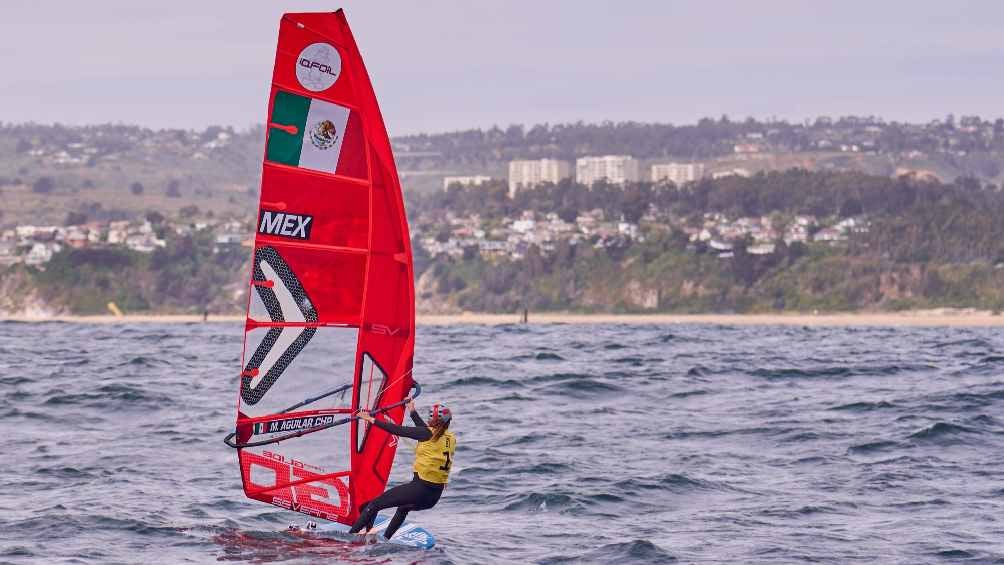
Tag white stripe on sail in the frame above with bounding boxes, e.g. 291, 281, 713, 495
252, 260, 307, 381
261, 261, 306, 324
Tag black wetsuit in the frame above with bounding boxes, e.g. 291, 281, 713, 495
348, 410, 445, 539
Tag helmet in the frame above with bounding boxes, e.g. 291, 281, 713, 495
428, 403, 452, 425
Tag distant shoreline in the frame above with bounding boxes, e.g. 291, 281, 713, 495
4, 310, 1004, 327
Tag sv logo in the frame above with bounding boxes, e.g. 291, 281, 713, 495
370, 324, 400, 336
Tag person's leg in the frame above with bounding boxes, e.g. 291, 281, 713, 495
383, 505, 414, 539
352, 501, 378, 533
383, 485, 443, 539
348, 500, 377, 534
348, 480, 424, 534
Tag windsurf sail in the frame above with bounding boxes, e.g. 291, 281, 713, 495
224, 10, 416, 527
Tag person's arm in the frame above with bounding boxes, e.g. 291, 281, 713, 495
371, 418, 432, 441
409, 399, 427, 427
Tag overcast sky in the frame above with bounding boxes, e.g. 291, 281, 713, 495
2, 1, 1002, 135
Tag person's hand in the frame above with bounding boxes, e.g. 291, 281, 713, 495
405, 398, 415, 412
357, 410, 374, 423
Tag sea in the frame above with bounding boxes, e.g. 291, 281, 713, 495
2, 322, 1003, 564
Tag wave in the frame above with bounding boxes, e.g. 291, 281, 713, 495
458, 462, 571, 478
509, 351, 566, 362
0, 408, 52, 420
685, 365, 714, 377
498, 432, 549, 446
490, 392, 535, 402
442, 375, 525, 388
540, 378, 622, 397
930, 338, 991, 349
118, 355, 170, 367
751, 363, 934, 379
847, 440, 901, 454
0, 513, 185, 541
936, 390, 1004, 409
43, 383, 172, 408
888, 498, 949, 508
653, 331, 707, 344
669, 389, 708, 398
525, 372, 591, 385
498, 489, 645, 519
612, 356, 645, 366
930, 549, 975, 559
502, 492, 577, 513
831, 400, 896, 411
665, 427, 773, 440
759, 504, 849, 518
0, 376, 34, 386
0, 545, 34, 557
750, 366, 852, 379
908, 422, 977, 443
540, 540, 676, 564
612, 473, 747, 497
33, 465, 99, 480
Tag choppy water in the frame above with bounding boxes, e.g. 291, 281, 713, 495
2, 322, 1004, 564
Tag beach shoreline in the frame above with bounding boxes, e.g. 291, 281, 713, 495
4, 310, 1004, 327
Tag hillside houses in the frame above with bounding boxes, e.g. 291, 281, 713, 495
418, 209, 636, 261
0, 217, 255, 267
416, 200, 871, 264
680, 212, 868, 257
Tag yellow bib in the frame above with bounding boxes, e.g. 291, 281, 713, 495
413, 430, 456, 484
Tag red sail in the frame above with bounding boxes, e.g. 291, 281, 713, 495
232, 10, 414, 525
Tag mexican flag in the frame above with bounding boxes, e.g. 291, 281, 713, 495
266, 90, 366, 178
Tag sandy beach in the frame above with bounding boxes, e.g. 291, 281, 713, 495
4, 309, 1004, 327
418, 310, 1004, 327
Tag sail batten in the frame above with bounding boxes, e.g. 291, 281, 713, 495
230, 9, 415, 525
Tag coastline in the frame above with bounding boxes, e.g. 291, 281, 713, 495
4, 309, 1004, 327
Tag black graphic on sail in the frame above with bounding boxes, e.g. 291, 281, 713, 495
240, 246, 318, 404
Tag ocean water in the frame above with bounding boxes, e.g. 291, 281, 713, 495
2, 322, 1003, 564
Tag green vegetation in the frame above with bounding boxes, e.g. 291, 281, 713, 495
413, 170, 1004, 313
25, 230, 246, 314
5, 115, 1004, 314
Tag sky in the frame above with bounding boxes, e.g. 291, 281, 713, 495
2, 1, 1003, 135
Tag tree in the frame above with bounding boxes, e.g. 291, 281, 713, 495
166, 179, 182, 198
146, 211, 165, 225
621, 185, 650, 223
130, 182, 144, 195
15, 139, 31, 153
557, 205, 578, 223
32, 176, 55, 194
64, 211, 88, 226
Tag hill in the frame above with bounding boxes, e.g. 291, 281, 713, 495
2, 114, 1003, 226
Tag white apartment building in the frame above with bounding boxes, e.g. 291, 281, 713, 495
575, 155, 639, 186
443, 175, 493, 191
507, 159, 572, 197
651, 162, 705, 185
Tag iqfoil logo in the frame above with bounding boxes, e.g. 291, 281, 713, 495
258, 210, 313, 240
295, 42, 341, 92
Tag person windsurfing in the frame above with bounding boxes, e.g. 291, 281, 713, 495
350, 398, 455, 539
